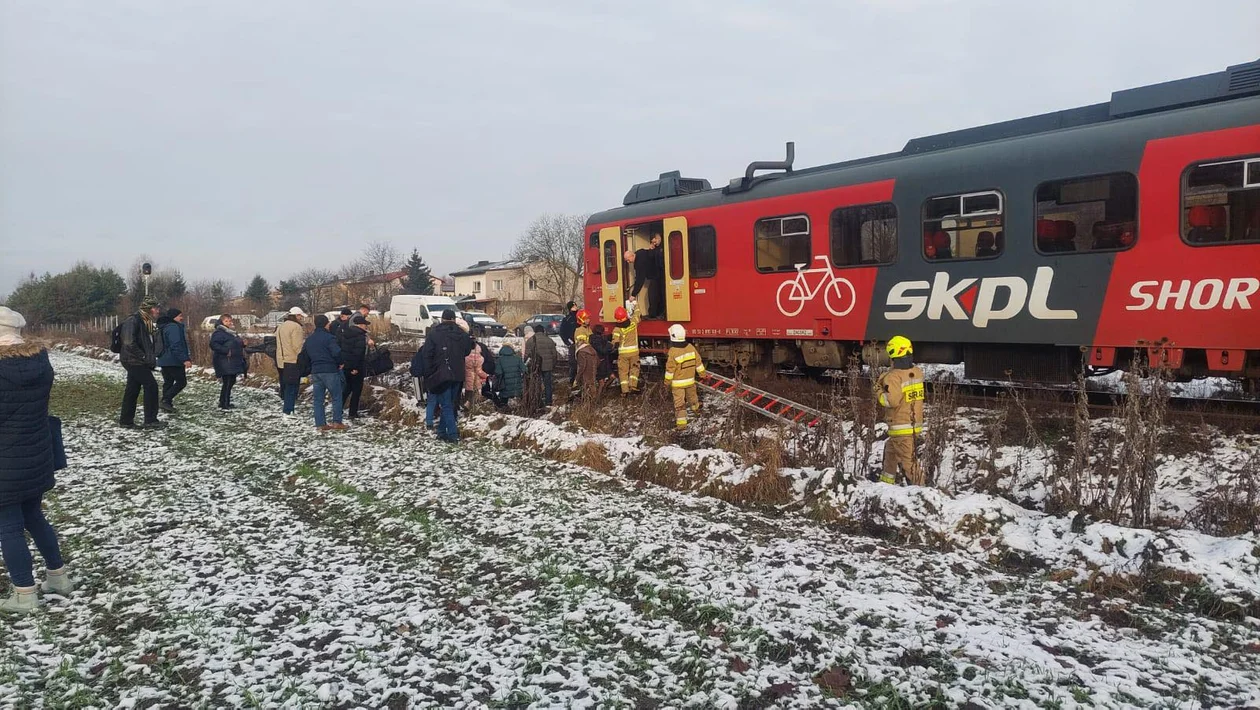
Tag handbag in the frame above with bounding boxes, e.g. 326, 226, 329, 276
49, 416, 67, 471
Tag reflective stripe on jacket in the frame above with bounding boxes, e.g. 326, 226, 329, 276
612, 312, 641, 355
664, 343, 705, 388
876, 365, 925, 436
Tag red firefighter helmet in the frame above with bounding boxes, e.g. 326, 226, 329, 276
614, 306, 628, 321
576, 308, 590, 325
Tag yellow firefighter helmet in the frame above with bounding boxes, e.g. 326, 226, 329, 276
886, 335, 913, 359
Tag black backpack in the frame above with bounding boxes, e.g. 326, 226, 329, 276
297, 347, 312, 377
365, 346, 394, 377
110, 321, 124, 354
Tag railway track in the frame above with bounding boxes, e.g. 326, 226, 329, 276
386, 342, 1260, 427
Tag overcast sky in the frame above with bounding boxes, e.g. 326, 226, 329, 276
2, 0, 1258, 298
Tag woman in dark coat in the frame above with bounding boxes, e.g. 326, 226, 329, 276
208, 314, 248, 410
0, 307, 74, 614
493, 344, 525, 408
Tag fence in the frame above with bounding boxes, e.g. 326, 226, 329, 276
32, 315, 120, 336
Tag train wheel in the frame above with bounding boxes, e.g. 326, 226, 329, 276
823, 277, 856, 317
776, 280, 807, 317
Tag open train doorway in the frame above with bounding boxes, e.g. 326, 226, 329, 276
623, 220, 664, 319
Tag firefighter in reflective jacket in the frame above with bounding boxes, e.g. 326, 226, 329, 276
664, 324, 704, 429
611, 299, 641, 395
876, 335, 925, 486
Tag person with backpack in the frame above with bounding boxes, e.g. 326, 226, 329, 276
493, 344, 525, 409
117, 295, 166, 429
274, 307, 307, 416
303, 315, 346, 432
524, 324, 559, 407
0, 307, 75, 614
209, 314, 248, 410
416, 309, 473, 442
155, 308, 191, 413
340, 315, 371, 419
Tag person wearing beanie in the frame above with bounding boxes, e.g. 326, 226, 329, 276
339, 314, 373, 418
416, 307, 473, 441
0, 307, 75, 614
155, 308, 192, 413
118, 295, 166, 429
664, 324, 705, 430
302, 314, 346, 432
330, 307, 353, 341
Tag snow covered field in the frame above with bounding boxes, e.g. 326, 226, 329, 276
1, 351, 1258, 708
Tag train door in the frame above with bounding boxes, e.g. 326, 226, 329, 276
598, 227, 623, 322
662, 216, 691, 321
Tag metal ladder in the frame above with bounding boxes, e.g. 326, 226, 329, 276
698, 371, 831, 428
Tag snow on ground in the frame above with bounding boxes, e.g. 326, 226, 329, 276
1, 351, 1258, 708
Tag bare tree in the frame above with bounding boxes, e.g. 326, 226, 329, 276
359, 240, 403, 277
510, 213, 588, 306
290, 268, 339, 314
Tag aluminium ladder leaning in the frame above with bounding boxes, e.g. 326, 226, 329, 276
697, 371, 832, 428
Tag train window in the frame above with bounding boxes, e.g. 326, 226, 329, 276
1182, 156, 1260, 246
689, 225, 717, 278
1035, 173, 1138, 254
830, 203, 897, 267
922, 190, 1004, 261
589, 232, 599, 247
602, 241, 618, 284
755, 214, 811, 272
667, 230, 685, 280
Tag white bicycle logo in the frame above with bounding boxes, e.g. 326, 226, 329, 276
775, 255, 856, 317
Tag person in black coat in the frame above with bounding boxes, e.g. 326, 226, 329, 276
209, 314, 248, 410
629, 234, 666, 319
417, 309, 473, 442
119, 295, 166, 429
340, 315, 372, 419
155, 308, 192, 412
329, 308, 352, 341
559, 301, 578, 384
0, 307, 74, 614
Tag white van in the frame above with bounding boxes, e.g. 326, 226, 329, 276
388, 295, 460, 337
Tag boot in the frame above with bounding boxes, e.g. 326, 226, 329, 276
0, 586, 39, 614
42, 567, 75, 596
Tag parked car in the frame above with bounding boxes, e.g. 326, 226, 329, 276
387, 295, 460, 338
461, 311, 507, 337
514, 313, 564, 337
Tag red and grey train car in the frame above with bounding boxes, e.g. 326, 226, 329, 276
583, 60, 1260, 386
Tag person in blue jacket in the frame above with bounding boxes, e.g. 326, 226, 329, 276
155, 308, 192, 413
303, 314, 346, 431
208, 314, 248, 410
0, 307, 74, 614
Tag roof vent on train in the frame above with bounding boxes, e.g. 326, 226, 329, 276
1109, 58, 1260, 118
622, 171, 713, 206
724, 142, 795, 195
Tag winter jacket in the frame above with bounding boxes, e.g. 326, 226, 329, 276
558, 311, 578, 346
120, 312, 162, 368
418, 321, 473, 392
524, 332, 559, 372
209, 326, 248, 378
330, 318, 350, 342
877, 364, 926, 436
574, 343, 599, 389
591, 332, 615, 381
630, 246, 664, 297
664, 341, 705, 389
275, 317, 305, 367
494, 345, 525, 398
156, 318, 190, 367
464, 347, 488, 392
303, 328, 342, 374
340, 326, 369, 372
612, 312, 641, 356
0, 343, 56, 507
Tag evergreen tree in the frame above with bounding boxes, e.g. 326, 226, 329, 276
166, 270, 188, 300
402, 249, 434, 295
208, 281, 232, 314
277, 279, 304, 309
243, 274, 270, 312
